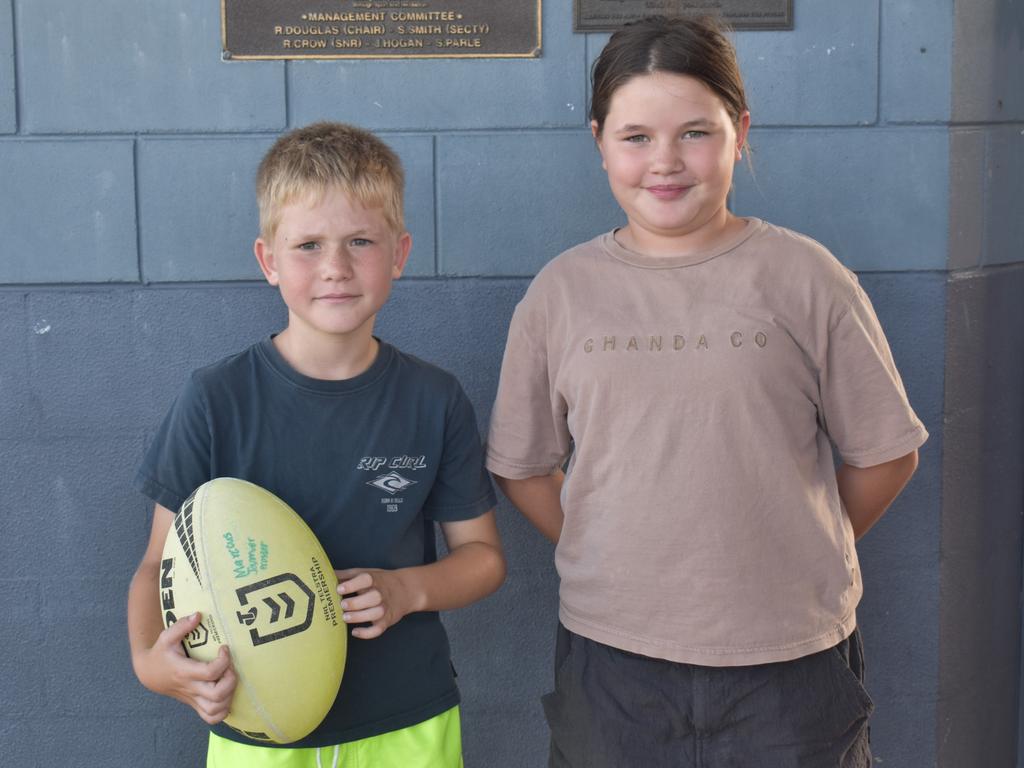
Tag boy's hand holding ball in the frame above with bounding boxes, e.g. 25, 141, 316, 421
337, 568, 418, 640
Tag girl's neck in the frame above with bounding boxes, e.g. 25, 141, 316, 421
618, 209, 745, 258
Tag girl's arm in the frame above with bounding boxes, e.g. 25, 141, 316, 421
336, 510, 506, 639
837, 450, 919, 540
493, 470, 565, 544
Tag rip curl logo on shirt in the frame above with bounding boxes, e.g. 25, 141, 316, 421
366, 471, 417, 493
356, 455, 427, 472
357, 456, 426, 511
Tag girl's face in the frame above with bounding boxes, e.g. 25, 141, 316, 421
592, 71, 750, 256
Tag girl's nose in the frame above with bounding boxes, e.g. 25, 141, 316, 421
651, 141, 683, 174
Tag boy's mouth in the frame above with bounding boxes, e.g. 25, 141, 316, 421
317, 293, 358, 301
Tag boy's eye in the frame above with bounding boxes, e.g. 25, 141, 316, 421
624, 134, 649, 144
350, 238, 373, 247
297, 241, 319, 251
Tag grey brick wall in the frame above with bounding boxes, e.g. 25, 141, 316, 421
1, 0, 1022, 766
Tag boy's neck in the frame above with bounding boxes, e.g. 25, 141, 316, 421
272, 325, 380, 381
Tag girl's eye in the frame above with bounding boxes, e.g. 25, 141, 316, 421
624, 134, 649, 144
683, 130, 708, 139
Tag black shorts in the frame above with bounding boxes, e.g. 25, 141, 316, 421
542, 624, 873, 768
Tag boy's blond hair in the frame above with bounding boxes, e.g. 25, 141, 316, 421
256, 122, 405, 240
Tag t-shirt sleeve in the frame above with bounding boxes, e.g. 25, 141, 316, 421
134, 373, 213, 512
421, 382, 497, 522
486, 278, 572, 479
818, 283, 929, 467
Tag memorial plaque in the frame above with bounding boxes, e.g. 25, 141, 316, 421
574, 0, 792, 32
222, 0, 542, 59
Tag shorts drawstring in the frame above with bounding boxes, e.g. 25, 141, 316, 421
315, 744, 340, 768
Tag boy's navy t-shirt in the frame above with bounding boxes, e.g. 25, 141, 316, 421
136, 337, 497, 747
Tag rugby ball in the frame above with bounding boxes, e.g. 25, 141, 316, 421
160, 477, 347, 744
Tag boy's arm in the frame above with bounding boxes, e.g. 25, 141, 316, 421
838, 449, 919, 540
336, 509, 506, 640
127, 503, 237, 723
493, 470, 565, 544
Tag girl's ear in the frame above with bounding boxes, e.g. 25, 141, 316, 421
735, 111, 752, 161
254, 238, 280, 286
591, 120, 608, 170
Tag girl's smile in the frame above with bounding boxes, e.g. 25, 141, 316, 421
645, 183, 692, 200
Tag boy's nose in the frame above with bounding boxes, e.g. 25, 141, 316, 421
321, 249, 355, 280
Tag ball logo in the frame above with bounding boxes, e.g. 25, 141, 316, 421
234, 573, 315, 647
160, 556, 211, 651
185, 622, 210, 650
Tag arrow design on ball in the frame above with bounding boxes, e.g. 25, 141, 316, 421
261, 592, 296, 623
279, 592, 295, 619
235, 573, 315, 645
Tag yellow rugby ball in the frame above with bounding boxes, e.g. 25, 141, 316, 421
159, 478, 347, 744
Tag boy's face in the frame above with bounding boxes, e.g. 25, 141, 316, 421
254, 187, 410, 346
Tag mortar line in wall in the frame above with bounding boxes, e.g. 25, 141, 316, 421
132, 138, 144, 284
431, 134, 440, 276
979, 129, 992, 267
283, 61, 292, 127
10, 0, 22, 134
584, 33, 591, 116
948, 120, 1024, 127
947, 262, 1024, 279
874, 0, 883, 126
0, 123, 982, 143
0, 267, 997, 294
891, 120, 1024, 128
746, 123, 950, 131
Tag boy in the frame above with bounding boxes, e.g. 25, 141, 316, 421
127, 122, 506, 767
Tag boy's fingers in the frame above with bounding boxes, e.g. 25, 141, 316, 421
342, 605, 386, 624
337, 571, 373, 594
161, 612, 202, 646
335, 568, 370, 582
195, 695, 230, 724
351, 622, 385, 640
201, 646, 232, 681
210, 665, 237, 699
339, 589, 381, 612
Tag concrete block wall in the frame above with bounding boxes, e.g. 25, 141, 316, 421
938, 3, 1024, 767
1, 1, 1021, 766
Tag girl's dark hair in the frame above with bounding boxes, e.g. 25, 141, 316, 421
590, 15, 749, 137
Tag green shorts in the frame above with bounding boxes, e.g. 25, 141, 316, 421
207, 706, 462, 768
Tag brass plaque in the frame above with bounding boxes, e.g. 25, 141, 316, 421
222, 0, 542, 59
574, 0, 793, 32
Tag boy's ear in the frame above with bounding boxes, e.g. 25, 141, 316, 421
392, 232, 412, 278
254, 238, 280, 286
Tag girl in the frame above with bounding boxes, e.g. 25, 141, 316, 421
486, 15, 926, 768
